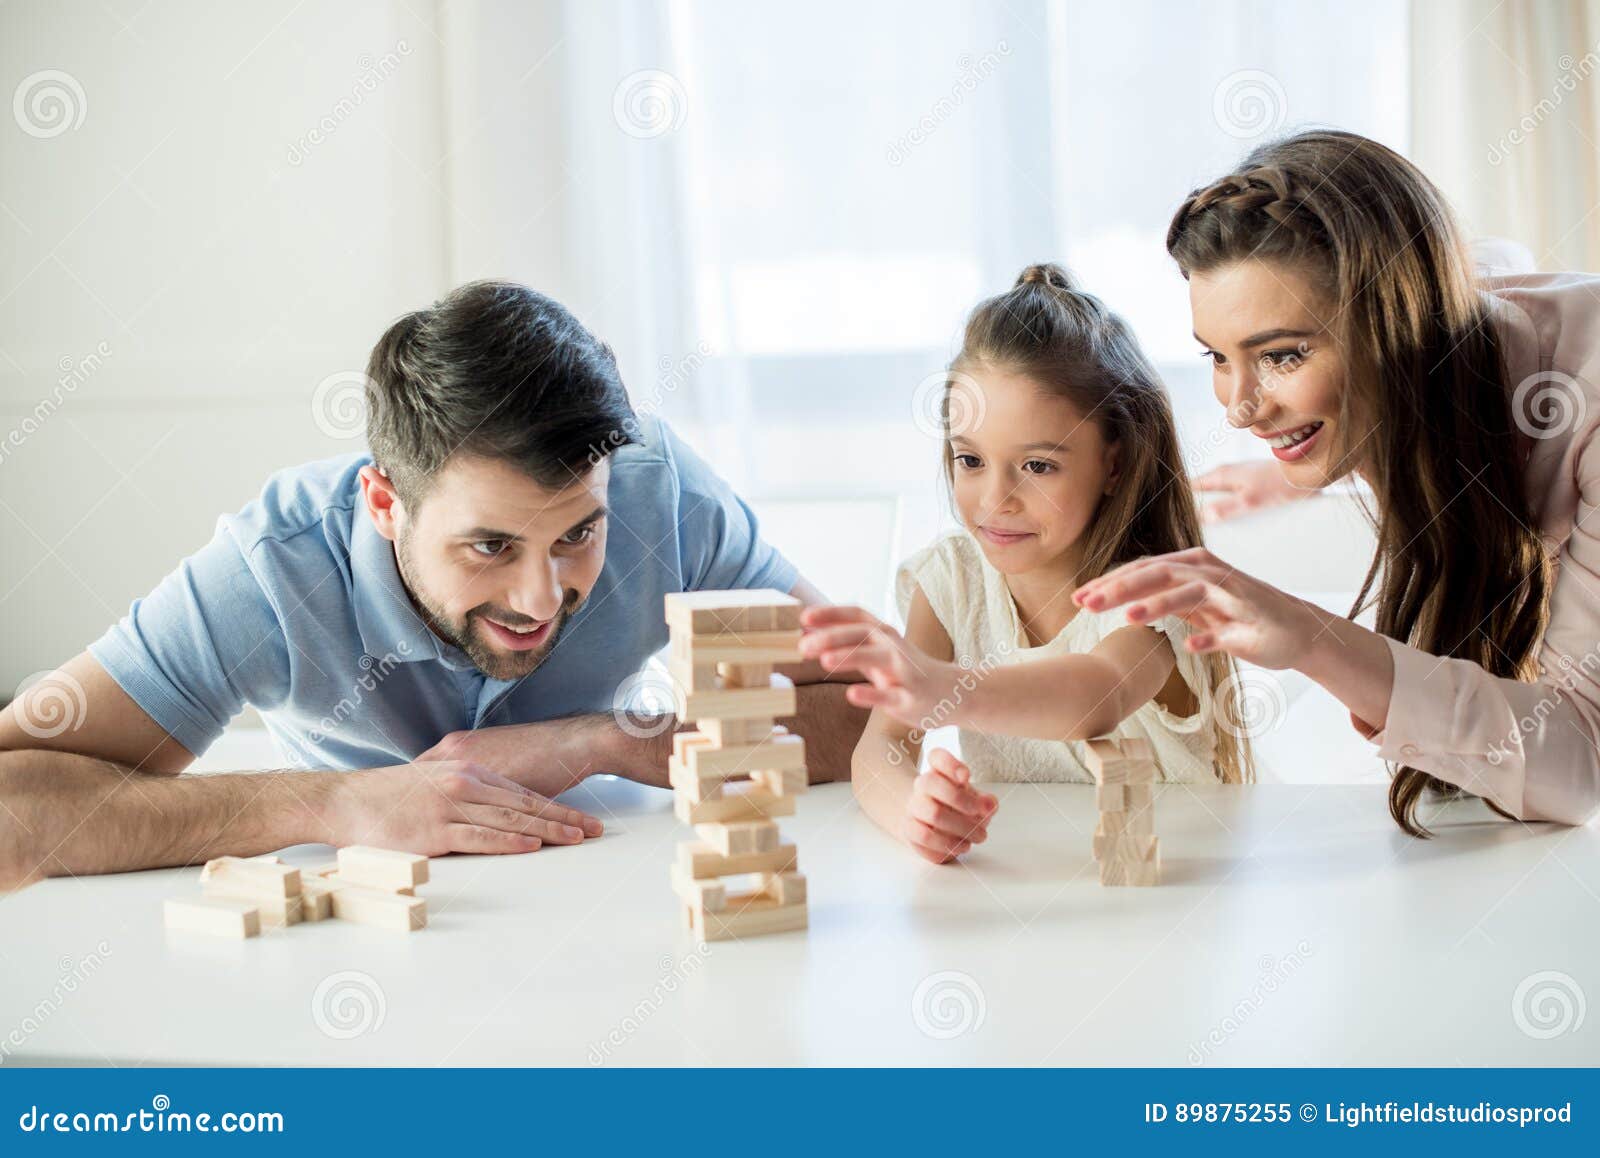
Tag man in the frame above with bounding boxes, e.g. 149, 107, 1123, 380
0, 282, 865, 888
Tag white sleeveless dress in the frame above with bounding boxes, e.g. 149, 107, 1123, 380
895, 529, 1220, 784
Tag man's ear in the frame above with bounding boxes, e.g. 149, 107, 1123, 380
358, 464, 404, 542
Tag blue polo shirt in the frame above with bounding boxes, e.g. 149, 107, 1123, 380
88, 417, 796, 770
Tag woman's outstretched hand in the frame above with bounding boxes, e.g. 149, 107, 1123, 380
1072, 547, 1325, 670
799, 605, 958, 730
1195, 461, 1315, 524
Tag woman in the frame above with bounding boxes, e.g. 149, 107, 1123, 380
1075, 128, 1600, 834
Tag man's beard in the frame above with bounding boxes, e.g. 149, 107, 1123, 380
395, 531, 579, 681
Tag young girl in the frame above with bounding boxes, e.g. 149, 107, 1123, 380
800, 263, 1250, 863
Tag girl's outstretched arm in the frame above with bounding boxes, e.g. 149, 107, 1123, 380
848, 587, 997, 863
802, 605, 1182, 741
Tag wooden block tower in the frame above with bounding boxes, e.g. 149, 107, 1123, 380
1084, 738, 1160, 887
664, 589, 809, 941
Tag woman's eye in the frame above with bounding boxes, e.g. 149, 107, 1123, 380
471, 540, 509, 558
1262, 348, 1305, 371
1201, 349, 1225, 367
1022, 460, 1055, 475
953, 453, 982, 470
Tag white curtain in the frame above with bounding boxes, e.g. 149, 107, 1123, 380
1412, 0, 1600, 272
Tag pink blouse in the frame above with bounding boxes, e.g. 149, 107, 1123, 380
1369, 273, 1600, 824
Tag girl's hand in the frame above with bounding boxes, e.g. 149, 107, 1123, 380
799, 605, 960, 729
1072, 547, 1325, 670
904, 748, 996, 864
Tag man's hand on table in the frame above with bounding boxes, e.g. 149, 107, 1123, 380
420, 713, 675, 796
327, 760, 604, 856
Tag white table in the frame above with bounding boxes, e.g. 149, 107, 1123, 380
1, 780, 1595, 1066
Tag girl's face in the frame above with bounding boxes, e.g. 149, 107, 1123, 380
1189, 259, 1357, 489
946, 363, 1119, 578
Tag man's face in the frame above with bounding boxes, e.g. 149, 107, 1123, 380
378, 455, 611, 681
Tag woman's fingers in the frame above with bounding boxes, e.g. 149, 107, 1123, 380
1124, 580, 1213, 624
845, 683, 912, 713
919, 768, 996, 823
799, 623, 877, 657
925, 747, 969, 783
911, 792, 988, 841
475, 771, 603, 836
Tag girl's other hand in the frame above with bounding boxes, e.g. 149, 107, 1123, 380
904, 748, 996, 864
799, 605, 957, 729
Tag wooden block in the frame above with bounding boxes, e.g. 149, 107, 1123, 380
1084, 737, 1157, 785
199, 856, 301, 898
674, 782, 797, 824
1096, 782, 1153, 812
665, 589, 802, 637
669, 863, 727, 912
760, 870, 807, 906
337, 846, 429, 891
330, 885, 427, 932
700, 717, 775, 747
673, 632, 803, 664
751, 767, 807, 797
1093, 831, 1159, 861
321, 871, 414, 896
692, 894, 808, 942
684, 731, 806, 780
1099, 852, 1160, 886
1095, 809, 1155, 842
164, 897, 261, 939
666, 656, 720, 693
673, 730, 716, 763
201, 880, 304, 926
694, 819, 780, 855
677, 840, 798, 880
718, 661, 774, 689
298, 878, 335, 921
673, 674, 796, 724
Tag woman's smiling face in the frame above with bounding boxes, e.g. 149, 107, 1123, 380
1189, 259, 1361, 489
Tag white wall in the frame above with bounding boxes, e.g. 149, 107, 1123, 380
0, 1, 463, 691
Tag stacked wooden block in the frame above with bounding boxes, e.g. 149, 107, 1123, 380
664, 589, 809, 942
1084, 738, 1160, 887
163, 846, 430, 938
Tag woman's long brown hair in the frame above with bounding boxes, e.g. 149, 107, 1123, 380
946, 262, 1252, 785
1166, 129, 1551, 834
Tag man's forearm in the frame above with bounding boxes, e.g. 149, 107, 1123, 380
0, 749, 340, 888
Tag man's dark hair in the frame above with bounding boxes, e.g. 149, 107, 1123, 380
364, 280, 639, 500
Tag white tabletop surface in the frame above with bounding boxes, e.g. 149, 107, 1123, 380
0, 778, 1595, 1066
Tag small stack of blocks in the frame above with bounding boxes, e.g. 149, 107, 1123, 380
1084, 738, 1160, 887
664, 589, 809, 942
162, 845, 431, 938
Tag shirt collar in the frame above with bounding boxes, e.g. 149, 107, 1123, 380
350, 508, 477, 670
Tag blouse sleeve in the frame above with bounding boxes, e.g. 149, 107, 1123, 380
1366, 427, 1600, 825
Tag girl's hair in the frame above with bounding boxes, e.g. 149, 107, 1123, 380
1166, 129, 1550, 835
946, 262, 1252, 786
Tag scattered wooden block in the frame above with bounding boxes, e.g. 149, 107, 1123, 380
164, 897, 261, 939
336, 846, 429, 891
199, 856, 301, 898
329, 885, 427, 932
677, 840, 798, 880
201, 880, 303, 926
298, 877, 336, 921
320, 871, 414, 896
694, 818, 780, 855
